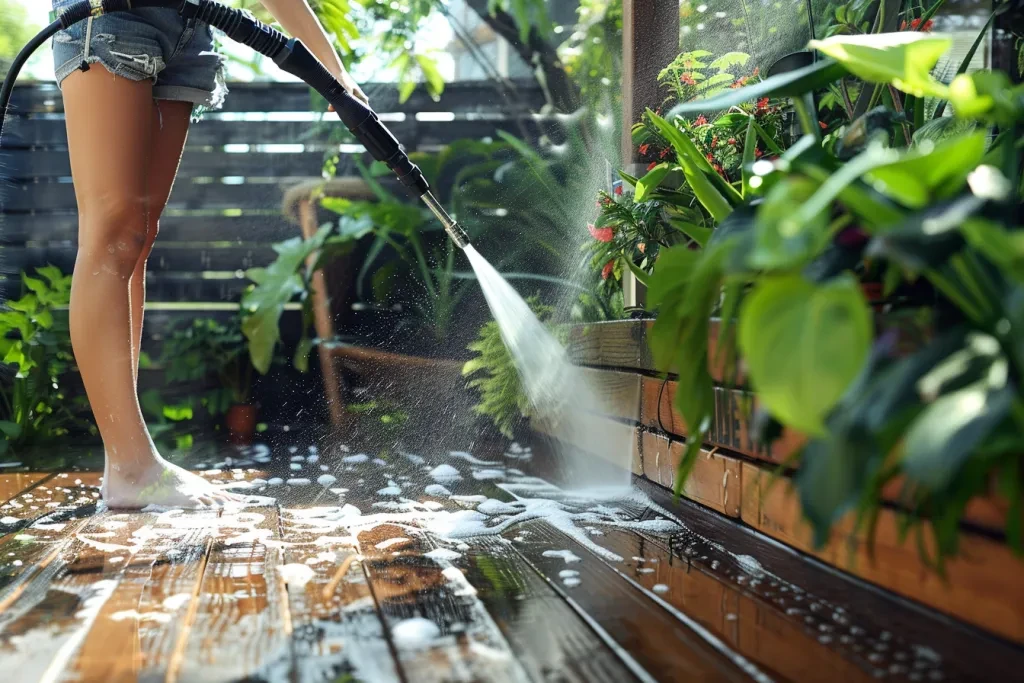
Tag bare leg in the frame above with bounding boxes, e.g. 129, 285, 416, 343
63, 65, 240, 508
129, 99, 191, 382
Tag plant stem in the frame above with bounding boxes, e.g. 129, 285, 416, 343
839, 79, 855, 119
793, 95, 820, 140
887, 86, 912, 146
925, 267, 986, 324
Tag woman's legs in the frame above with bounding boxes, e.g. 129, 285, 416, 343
63, 65, 239, 507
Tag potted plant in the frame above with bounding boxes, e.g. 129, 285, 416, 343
160, 313, 258, 444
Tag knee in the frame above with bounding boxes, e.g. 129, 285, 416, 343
78, 199, 149, 275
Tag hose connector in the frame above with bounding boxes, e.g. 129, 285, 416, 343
422, 192, 470, 249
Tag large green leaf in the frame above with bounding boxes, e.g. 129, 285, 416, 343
668, 60, 849, 118
635, 163, 671, 202
739, 275, 872, 435
902, 378, 1013, 492
797, 433, 874, 548
242, 225, 333, 374
808, 32, 952, 99
865, 131, 987, 208
751, 177, 829, 270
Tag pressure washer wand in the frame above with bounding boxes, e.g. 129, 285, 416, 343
0, 0, 470, 249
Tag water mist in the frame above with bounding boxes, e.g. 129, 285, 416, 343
464, 245, 633, 491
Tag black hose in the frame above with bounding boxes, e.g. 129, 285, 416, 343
0, 20, 63, 124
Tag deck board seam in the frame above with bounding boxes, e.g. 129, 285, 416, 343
355, 554, 412, 683
164, 535, 215, 683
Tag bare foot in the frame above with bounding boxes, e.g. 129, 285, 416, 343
103, 458, 248, 509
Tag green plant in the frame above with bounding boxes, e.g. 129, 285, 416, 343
463, 296, 557, 438
242, 224, 354, 374
640, 23, 1023, 568
0, 266, 84, 456
160, 314, 256, 416
346, 399, 409, 447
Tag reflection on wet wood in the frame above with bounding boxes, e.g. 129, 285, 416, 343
587, 525, 876, 682
172, 506, 287, 682
0, 474, 103, 608
507, 521, 751, 682
466, 536, 640, 683
0, 511, 152, 682
0, 473, 51, 506
741, 463, 1024, 645
278, 507, 400, 683
0, 473, 103, 542
357, 522, 530, 683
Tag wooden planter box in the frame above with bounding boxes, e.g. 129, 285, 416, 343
565, 319, 1024, 645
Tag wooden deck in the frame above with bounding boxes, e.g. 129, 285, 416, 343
1, 436, 1021, 682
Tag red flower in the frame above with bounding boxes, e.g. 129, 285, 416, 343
900, 19, 908, 30
713, 163, 724, 176
601, 260, 615, 280
695, 115, 708, 126
638, 143, 650, 155
647, 161, 658, 171
705, 153, 715, 163
752, 67, 760, 77
614, 184, 623, 196
659, 148, 672, 159
638, 243, 646, 254
680, 73, 697, 86
903, 18, 934, 32
588, 223, 616, 242
711, 136, 719, 146
727, 137, 737, 145
819, 120, 828, 130
754, 147, 762, 158
922, 19, 934, 31
731, 77, 749, 89
756, 97, 770, 111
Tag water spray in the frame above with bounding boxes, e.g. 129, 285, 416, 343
0, 0, 471, 249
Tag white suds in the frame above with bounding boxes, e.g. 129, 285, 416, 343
447, 451, 499, 466
375, 537, 410, 550
377, 486, 401, 496
653, 584, 669, 594
286, 478, 312, 486
558, 569, 579, 579
163, 594, 192, 610
428, 464, 462, 481
472, 469, 505, 481
542, 550, 581, 564
278, 563, 316, 588
562, 577, 581, 588
424, 484, 451, 497
391, 618, 441, 650
424, 548, 462, 562
342, 454, 369, 464
317, 474, 338, 486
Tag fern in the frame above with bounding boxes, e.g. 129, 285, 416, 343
463, 297, 554, 438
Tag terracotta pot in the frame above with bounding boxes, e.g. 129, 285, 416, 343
225, 403, 258, 444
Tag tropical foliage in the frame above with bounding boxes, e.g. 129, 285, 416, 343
0, 267, 85, 456
632, 16, 1023, 566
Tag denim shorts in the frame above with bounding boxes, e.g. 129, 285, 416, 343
51, 1, 227, 109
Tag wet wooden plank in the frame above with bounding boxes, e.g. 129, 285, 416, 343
172, 505, 288, 682
466, 536, 641, 683
506, 521, 752, 682
0, 473, 51, 506
0, 511, 154, 681
635, 474, 1024, 681
639, 432, 741, 517
0, 474, 103, 605
277, 506, 401, 683
583, 525, 876, 682
357, 522, 530, 683
68, 510, 218, 682
741, 463, 1024, 645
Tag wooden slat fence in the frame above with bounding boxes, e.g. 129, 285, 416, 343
0, 79, 546, 307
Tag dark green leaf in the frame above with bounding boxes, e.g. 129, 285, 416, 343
668, 60, 849, 118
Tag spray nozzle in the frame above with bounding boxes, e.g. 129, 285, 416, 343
422, 193, 470, 249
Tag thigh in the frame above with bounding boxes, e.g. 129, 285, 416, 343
61, 65, 154, 231
147, 99, 193, 218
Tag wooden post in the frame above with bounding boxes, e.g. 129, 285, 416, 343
621, 1, 679, 310
298, 198, 347, 427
